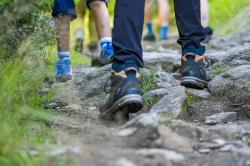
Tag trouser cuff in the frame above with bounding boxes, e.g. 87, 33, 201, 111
182, 44, 206, 56
112, 60, 138, 73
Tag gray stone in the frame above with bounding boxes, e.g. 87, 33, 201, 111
245, 160, 250, 166
136, 149, 184, 162
150, 86, 186, 117
220, 144, 234, 152
209, 47, 250, 74
124, 113, 161, 128
185, 88, 211, 99
146, 88, 169, 100
198, 148, 210, 154
75, 65, 111, 101
155, 70, 180, 89
116, 158, 137, 166
206, 50, 228, 66
154, 125, 193, 152
205, 112, 237, 125
117, 128, 138, 137
143, 51, 180, 71
209, 65, 250, 106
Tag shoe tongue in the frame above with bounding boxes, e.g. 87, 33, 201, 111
126, 70, 136, 77
186, 54, 196, 61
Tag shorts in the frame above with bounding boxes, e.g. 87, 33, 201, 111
86, 0, 108, 8
52, 0, 77, 19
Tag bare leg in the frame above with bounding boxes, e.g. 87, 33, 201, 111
157, 0, 170, 27
89, 1, 114, 65
143, 0, 155, 40
158, 0, 170, 39
55, 15, 71, 52
54, 15, 72, 81
89, 1, 111, 39
200, 0, 209, 28
145, 0, 153, 24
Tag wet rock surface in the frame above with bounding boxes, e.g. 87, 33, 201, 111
43, 22, 250, 166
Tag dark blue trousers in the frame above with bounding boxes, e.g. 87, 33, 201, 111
112, 0, 205, 71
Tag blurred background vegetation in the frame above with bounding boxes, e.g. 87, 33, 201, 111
0, 0, 250, 165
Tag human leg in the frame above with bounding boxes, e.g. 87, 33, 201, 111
158, 0, 170, 40
174, 0, 210, 89
200, 0, 213, 41
100, 0, 145, 119
87, 0, 114, 65
52, 0, 76, 82
143, 0, 156, 41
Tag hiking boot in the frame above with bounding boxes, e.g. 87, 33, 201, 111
55, 58, 72, 82
100, 68, 143, 119
100, 42, 114, 65
74, 38, 83, 53
181, 53, 211, 89
143, 34, 156, 42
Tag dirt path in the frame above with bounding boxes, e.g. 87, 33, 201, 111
46, 32, 250, 166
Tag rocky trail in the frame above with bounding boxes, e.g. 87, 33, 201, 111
42, 27, 250, 166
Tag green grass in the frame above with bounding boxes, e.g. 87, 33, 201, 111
0, 50, 76, 166
178, 95, 199, 120
209, 0, 250, 34
210, 66, 227, 77
0, 59, 48, 165
140, 69, 158, 106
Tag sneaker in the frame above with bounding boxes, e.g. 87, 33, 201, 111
100, 42, 114, 65
143, 34, 156, 42
55, 58, 72, 82
181, 53, 211, 89
100, 68, 143, 119
204, 27, 213, 42
74, 38, 83, 53
160, 26, 169, 40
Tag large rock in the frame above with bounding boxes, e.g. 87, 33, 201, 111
209, 45, 250, 74
209, 65, 250, 97
205, 112, 237, 125
150, 87, 186, 116
143, 51, 180, 72
74, 65, 111, 101
209, 65, 250, 119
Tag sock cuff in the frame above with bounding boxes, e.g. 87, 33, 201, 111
146, 22, 153, 26
58, 52, 70, 58
100, 37, 112, 44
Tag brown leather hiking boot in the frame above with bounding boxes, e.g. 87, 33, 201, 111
181, 53, 211, 89
100, 68, 143, 120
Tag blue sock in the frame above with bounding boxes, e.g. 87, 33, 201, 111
160, 26, 169, 39
58, 52, 70, 59
146, 23, 153, 36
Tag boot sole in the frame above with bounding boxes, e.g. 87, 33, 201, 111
181, 76, 208, 89
56, 75, 72, 82
100, 94, 143, 119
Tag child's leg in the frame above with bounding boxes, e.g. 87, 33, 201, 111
144, 0, 154, 36
87, 0, 114, 65
157, 0, 170, 40
55, 15, 71, 53
200, 0, 213, 41
200, 0, 209, 28
52, 0, 76, 81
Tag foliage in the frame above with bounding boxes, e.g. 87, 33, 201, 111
140, 69, 158, 106
0, 0, 53, 61
0, 0, 75, 165
210, 66, 227, 78
179, 95, 199, 120
209, 0, 250, 34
